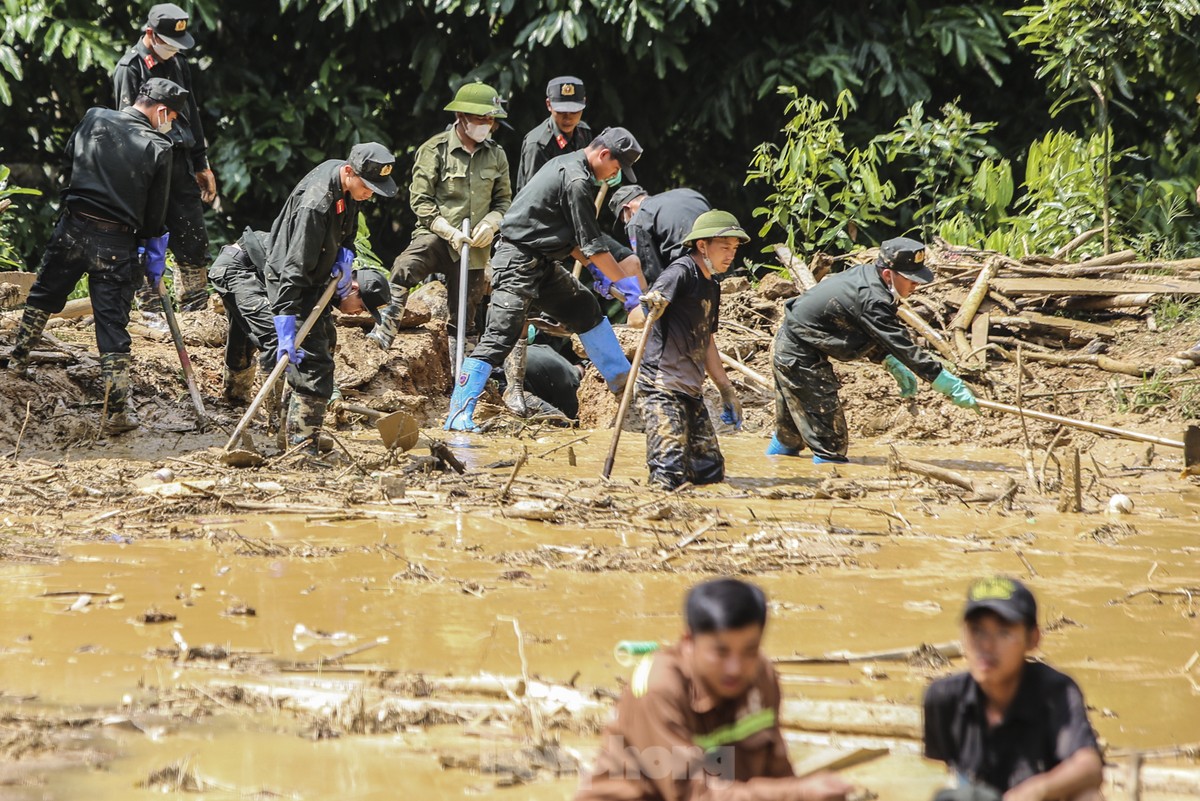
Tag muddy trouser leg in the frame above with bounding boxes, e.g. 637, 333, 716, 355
683, 393, 725, 485
85, 231, 140, 430
372, 233, 451, 348
531, 260, 605, 334
470, 241, 542, 369
502, 334, 530, 416
640, 386, 690, 490
167, 150, 211, 311
772, 343, 848, 460
285, 303, 336, 448
524, 343, 580, 419
9, 217, 91, 370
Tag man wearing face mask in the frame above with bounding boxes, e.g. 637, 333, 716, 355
264, 143, 398, 451
367, 82, 512, 350
514, 76, 593, 193
113, 3, 216, 316
768, 237, 980, 465
4, 78, 182, 435
444, 127, 648, 432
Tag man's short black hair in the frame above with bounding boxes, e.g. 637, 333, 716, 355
685, 578, 768, 634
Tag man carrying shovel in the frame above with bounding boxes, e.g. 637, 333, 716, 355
264, 143, 398, 450
768, 237, 979, 464
367, 82, 511, 350
5, 78, 182, 435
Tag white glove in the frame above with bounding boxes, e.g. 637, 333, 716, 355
469, 220, 497, 249
431, 216, 470, 251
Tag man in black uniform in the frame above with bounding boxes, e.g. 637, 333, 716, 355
445, 127, 647, 432
113, 3, 216, 314
264, 143, 398, 448
923, 577, 1103, 801
6, 78, 183, 434
210, 227, 390, 405
609, 185, 711, 285
514, 76, 593, 193
769, 237, 980, 464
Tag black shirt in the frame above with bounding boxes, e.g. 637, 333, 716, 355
777, 263, 943, 382
500, 151, 606, 261
62, 107, 174, 236
112, 40, 208, 170
514, 118, 593, 193
625, 188, 710, 285
265, 160, 359, 317
638, 254, 719, 398
923, 663, 1099, 793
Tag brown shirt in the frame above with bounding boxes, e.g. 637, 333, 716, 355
575, 643, 801, 801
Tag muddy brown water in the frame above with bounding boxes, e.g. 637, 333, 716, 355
2, 430, 1198, 799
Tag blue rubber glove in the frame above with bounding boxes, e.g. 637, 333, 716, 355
883, 354, 918, 398
612, 276, 643, 312
586, 263, 613, 298
332, 247, 354, 299
718, 385, 743, 430
931, 369, 979, 411
141, 232, 169, 286
274, 314, 304, 365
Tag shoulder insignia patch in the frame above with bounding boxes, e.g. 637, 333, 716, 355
143, 54, 157, 70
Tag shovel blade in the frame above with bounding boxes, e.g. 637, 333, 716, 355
1184, 425, 1200, 477
376, 410, 419, 452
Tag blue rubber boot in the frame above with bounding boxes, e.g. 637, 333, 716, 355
812, 453, 849, 465
578, 318, 632, 392
765, 433, 801, 456
444, 357, 491, 432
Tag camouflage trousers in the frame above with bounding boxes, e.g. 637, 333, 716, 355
771, 340, 848, 461
638, 386, 725, 490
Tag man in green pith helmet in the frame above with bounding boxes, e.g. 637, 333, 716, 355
367, 81, 512, 350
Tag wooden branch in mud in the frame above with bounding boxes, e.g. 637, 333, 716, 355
773, 244, 818, 291
1019, 350, 1153, 378
775, 641, 961, 665
888, 446, 975, 492
897, 303, 957, 362
1066, 293, 1157, 311
949, 257, 999, 337
719, 351, 772, 392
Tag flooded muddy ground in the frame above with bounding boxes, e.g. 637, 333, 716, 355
3, 275, 1200, 798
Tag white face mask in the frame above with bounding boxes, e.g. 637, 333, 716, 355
464, 121, 490, 143
156, 108, 173, 135
888, 278, 902, 304
150, 40, 179, 60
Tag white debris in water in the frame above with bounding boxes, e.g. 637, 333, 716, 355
1107, 493, 1134, 515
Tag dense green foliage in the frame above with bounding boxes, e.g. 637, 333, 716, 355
1, 0, 1199, 271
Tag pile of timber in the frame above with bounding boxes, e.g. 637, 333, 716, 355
776, 233, 1200, 378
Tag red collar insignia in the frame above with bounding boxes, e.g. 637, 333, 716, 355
143, 53, 157, 70
555, 134, 568, 149
335, 198, 346, 215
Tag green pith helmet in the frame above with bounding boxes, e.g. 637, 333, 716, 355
682, 210, 750, 244
444, 81, 507, 118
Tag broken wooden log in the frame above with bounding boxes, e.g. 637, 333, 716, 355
773, 243, 819, 292
888, 446, 975, 492
719, 351, 772, 392
1052, 227, 1103, 260
776, 641, 962, 665
1019, 350, 1153, 378
949, 257, 1000, 362
897, 303, 958, 362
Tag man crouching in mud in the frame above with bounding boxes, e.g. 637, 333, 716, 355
574, 577, 853, 801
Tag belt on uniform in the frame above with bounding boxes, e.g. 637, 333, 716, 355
69, 209, 133, 234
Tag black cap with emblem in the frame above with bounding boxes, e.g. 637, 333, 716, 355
876, 236, 934, 284
146, 3, 195, 50
592, 127, 642, 183
348, 142, 398, 198
546, 76, 586, 113
963, 576, 1038, 627
139, 77, 189, 113
609, 184, 648, 219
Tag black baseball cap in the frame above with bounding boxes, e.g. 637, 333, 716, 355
609, 184, 648, 219
348, 142, 398, 198
354, 269, 392, 324
139, 77, 189, 113
546, 76, 586, 113
963, 576, 1038, 627
146, 3, 195, 50
592, 127, 642, 183
876, 236, 934, 284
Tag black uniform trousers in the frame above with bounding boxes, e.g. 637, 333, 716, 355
286, 287, 337, 400
471, 239, 604, 367
26, 213, 139, 355
639, 386, 725, 490
165, 149, 209, 266
208, 245, 276, 374
772, 329, 849, 461
390, 233, 486, 335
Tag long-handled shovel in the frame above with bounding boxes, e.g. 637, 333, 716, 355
602, 304, 664, 479
220, 277, 339, 468
453, 217, 470, 380
147, 273, 208, 429
976, 398, 1200, 476
338, 403, 420, 452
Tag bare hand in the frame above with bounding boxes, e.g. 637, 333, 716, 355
195, 169, 218, 204
797, 772, 854, 801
